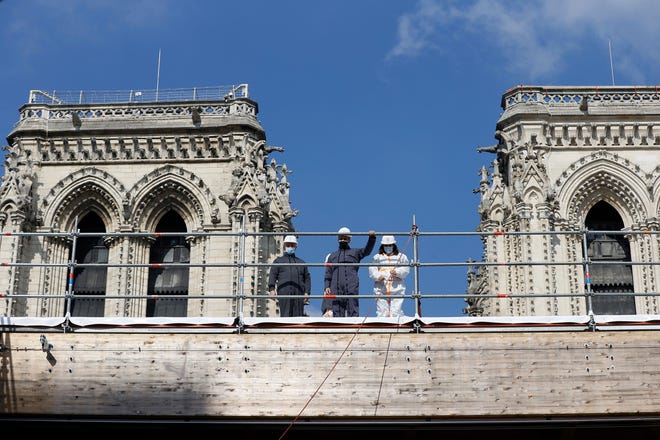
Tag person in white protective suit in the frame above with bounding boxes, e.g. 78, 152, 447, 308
368, 235, 410, 317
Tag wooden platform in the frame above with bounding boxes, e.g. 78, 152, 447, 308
2, 323, 659, 430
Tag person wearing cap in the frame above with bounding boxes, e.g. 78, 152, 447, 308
369, 235, 410, 317
323, 227, 376, 317
268, 235, 311, 317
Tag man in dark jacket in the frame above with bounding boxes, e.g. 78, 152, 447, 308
323, 227, 376, 317
268, 235, 311, 317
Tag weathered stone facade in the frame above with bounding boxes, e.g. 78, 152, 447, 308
0, 86, 297, 318
467, 86, 660, 317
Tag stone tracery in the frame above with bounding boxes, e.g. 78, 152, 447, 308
0, 86, 296, 318
470, 86, 660, 317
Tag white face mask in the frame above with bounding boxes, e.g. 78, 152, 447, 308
383, 245, 394, 254
285, 247, 296, 255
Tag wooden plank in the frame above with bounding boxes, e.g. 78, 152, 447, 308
1, 331, 659, 419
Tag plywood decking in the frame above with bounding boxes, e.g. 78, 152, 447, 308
1, 329, 658, 421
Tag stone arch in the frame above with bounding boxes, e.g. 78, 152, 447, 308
0, 179, 21, 214
69, 211, 109, 317
129, 166, 213, 231
0, 199, 18, 218
146, 210, 190, 317
651, 165, 660, 219
584, 201, 636, 315
0, 200, 21, 231
522, 185, 543, 204
556, 155, 650, 226
41, 169, 123, 231
141, 194, 196, 233
488, 203, 505, 224
236, 194, 258, 213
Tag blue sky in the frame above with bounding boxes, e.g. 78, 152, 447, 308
2, 0, 660, 317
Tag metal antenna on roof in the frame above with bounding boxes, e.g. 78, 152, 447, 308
608, 39, 615, 86
156, 48, 161, 101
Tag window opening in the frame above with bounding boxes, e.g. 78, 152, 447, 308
585, 201, 635, 314
146, 210, 190, 317
68, 212, 108, 317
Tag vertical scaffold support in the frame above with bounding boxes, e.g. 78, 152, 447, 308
236, 214, 247, 333
581, 227, 596, 332
411, 215, 421, 326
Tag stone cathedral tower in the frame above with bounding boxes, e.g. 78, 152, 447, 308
466, 86, 660, 317
0, 85, 297, 319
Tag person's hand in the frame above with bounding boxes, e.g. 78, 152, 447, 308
324, 287, 331, 296
268, 289, 276, 296
304, 294, 310, 305
368, 230, 376, 236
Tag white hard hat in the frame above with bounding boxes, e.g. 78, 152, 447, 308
283, 235, 298, 244
381, 235, 396, 245
338, 227, 351, 235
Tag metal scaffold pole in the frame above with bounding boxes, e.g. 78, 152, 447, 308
63, 216, 79, 332
411, 215, 421, 320
237, 214, 247, 331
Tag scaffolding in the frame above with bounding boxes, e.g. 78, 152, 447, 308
1, 225, 659, 334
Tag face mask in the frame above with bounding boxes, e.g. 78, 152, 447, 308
383, 246, 394, 254
339, 241, 349, 249
285, 247, 295, 255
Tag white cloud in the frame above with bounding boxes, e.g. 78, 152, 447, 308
387, 0, 660, 82
386, 0, 448, 60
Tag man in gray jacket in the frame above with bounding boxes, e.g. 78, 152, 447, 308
268, 235, 311, 317
323, 227, 376, 317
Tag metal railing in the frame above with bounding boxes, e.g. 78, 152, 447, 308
500, 85, 660, 110
1, 227, 659, 333
27, 84, 249, 105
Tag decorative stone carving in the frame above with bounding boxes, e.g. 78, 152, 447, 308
0, 85, 297, 319
471, 85, 660, 317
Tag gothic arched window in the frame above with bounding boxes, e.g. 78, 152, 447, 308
68, 212, 108, 317
585, 201, 636, 315
146, 210, 190, 317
